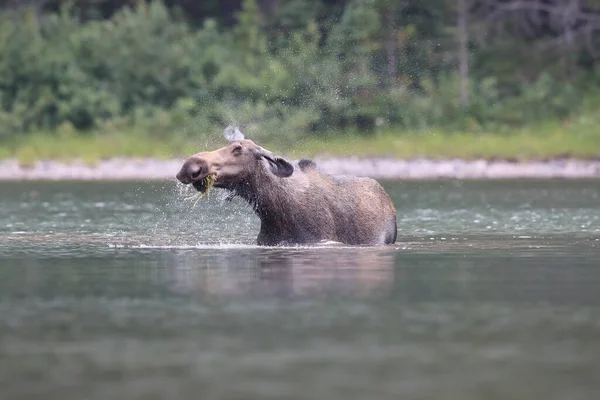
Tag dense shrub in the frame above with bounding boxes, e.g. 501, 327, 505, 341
0, 0, 598, 142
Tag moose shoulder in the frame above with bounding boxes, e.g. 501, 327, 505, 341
176, 139, 397, 246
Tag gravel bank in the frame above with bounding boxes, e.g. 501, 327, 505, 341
1, 157, 599, 181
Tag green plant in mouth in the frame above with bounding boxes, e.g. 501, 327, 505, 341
202, 173, 217, 193
184, 173, 217, 208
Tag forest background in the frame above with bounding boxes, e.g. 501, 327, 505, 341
1, 0, 599, 162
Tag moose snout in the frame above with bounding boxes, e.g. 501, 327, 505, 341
176, 157, 207, 184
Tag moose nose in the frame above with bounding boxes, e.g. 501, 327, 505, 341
176, 158, 206, 184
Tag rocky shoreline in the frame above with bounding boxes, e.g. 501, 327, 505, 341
1, 157, 599, 181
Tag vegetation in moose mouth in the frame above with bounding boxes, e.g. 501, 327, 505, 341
193, 173, 217, 194
185, 174, 217, 208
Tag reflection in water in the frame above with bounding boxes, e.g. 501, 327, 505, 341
1, 241, 599, 306
168, 248, 395, 298
0, 245, 397, 300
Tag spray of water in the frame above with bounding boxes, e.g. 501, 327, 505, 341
224, 125, 245, 142
140, 178, 259, 248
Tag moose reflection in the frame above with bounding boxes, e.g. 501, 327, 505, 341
168, 247, 396, 298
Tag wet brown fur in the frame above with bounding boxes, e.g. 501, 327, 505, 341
176, 140, 397, 246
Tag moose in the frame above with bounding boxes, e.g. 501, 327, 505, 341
176, 131, 397, 246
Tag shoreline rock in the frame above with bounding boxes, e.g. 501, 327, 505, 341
0, 157, 599, 181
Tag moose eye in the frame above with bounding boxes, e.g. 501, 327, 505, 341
232, 145, 243, 154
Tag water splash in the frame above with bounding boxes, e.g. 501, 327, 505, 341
224, 125, 245, 142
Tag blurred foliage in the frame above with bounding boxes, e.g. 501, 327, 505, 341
0, 0, 599, 144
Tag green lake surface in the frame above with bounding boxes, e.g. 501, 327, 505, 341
0, 180, 599, 400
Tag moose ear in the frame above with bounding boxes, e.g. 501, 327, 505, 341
252, 146, 294, 178
266, 156, 294, 178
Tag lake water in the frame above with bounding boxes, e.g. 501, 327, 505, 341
0, 179, 599, 400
